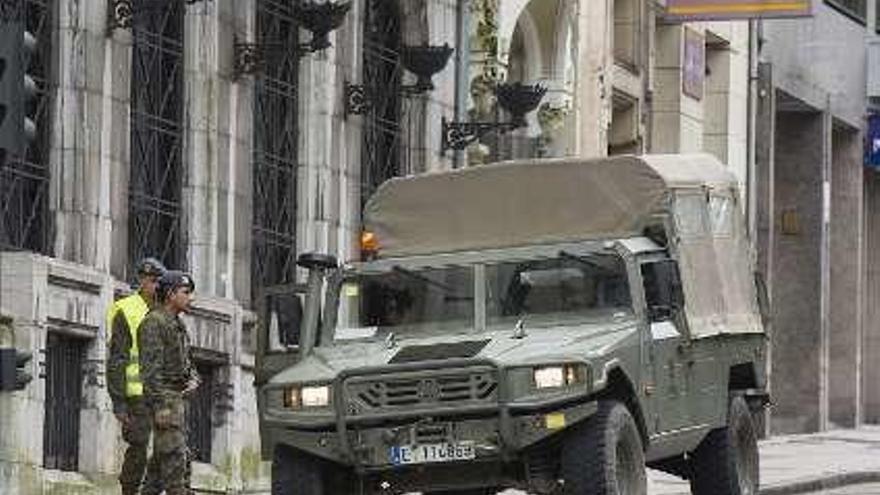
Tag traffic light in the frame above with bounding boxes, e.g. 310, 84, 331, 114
0, 347, 32, 391
0, 3, 37, 158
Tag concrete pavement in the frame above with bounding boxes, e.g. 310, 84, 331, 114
648, 426, 880, 495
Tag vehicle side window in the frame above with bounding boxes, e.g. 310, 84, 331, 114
674, 193, 708, 238
708, 194, 734, 237
640, 259, 685, 323
486, 254, 632, 327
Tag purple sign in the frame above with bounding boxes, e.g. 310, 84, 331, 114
683, 29, 704, 101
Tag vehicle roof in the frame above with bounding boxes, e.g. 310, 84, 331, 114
364, 153, 736, 258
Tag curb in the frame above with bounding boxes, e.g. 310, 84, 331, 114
760, 471, 880, 495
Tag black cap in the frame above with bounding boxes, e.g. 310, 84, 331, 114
136, 257, 166, 277
157, 270, 195, 301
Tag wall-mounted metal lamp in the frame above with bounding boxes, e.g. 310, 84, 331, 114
233, 1, 351, 78
441, 82, 547, 152
344, 43, 453, 115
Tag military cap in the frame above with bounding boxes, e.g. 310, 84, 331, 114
136, 257, 167, 277
157, 270, 195, 301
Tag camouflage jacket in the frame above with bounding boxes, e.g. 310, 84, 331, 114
138, 307, 196, 407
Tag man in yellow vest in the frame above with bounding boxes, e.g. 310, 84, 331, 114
106, 257, 166, 495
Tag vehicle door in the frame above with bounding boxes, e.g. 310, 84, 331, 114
639, 256, 692, 433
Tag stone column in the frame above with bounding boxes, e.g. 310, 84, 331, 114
865, 171, 880, 424
297, 0, 359, 267
827, 125, 865, 428
51, 0, 130, 278
769, 104, 827, 433
651, 24, 704, 154
574, 0, 610, 157
182, 0, 253, 301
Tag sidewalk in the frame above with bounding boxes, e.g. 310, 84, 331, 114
649, 426, 880, 494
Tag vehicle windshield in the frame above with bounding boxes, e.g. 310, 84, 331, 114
485, 253, 632, 328
334, 265, 475, 340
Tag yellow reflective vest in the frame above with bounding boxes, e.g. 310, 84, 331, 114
107, 293, 149, 397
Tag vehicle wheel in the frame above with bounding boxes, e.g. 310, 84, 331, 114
560, 400, 646, 495
689, 396, 759, 495
271, 445, 356, 495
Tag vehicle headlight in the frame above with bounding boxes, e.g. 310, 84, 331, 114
283, 384, 332, 408
533, 363, 587, 389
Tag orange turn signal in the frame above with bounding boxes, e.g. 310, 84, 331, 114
361, 231, 379, 254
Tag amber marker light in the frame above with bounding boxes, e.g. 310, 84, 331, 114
361, 231, 379, 258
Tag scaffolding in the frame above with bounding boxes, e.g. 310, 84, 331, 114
251, 0, 301, 299
129, 0, 185, 274
0, 0, 52, 254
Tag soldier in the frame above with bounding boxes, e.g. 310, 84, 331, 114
106, 257, 166, 495
138, 270, 200, 495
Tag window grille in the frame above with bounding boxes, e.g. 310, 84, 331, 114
252, 0, 300, 300
43, 333, 86, 471
186, 360, 217, 463
826, 0, 867, 22
361, 0, 403, 206
129, 0, 185, 273
0, 0, 53, 254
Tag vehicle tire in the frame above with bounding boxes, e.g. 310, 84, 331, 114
689, 396, 759, 495
560, 400, 647, 495
271, 445, 356, 495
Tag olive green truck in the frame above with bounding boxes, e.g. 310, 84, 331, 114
255, 154, 770, 495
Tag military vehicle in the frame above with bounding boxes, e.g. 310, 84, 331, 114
255, 154, 770, 495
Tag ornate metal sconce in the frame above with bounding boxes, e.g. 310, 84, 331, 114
233, 1, 351, 78
106, 0, 210, 34
297, 1, 351, 52
401, 43, 454, 93
441, 82, 547, 152
344, 43, 453, 115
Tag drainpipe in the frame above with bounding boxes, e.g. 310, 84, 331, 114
746, 19, 760, 244
453, 0, 471, 169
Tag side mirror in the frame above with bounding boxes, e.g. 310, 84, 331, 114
641, 259, 684, 322
268, 292, 304, 347
297, 253, 338, 271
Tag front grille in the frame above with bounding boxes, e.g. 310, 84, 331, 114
345, 367, 498, 415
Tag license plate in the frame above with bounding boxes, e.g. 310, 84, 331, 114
389, 442, 476, 465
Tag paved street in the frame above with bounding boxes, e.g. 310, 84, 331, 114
462, 426, 880, 495
804, 484, 880, 494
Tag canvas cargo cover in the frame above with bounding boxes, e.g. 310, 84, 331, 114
364, 153, 736, 257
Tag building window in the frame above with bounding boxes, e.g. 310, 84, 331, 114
613, 0, 639, 69
361, 0, 403, 207
129, 1, 185, 274
186, 360, 218, 463
608, 89, 640, 155
252, 0, 299, 299
825, 0, 867, 22
0, 0, 53, 254
43, 333, 86, 471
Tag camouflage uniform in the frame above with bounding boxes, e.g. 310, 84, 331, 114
138, 307, 197, 495
107, 294, 161, 495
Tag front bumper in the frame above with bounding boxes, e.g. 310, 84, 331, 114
262, 359, 598, 469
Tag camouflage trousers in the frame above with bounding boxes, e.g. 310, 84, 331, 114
145, 395, 192, 495
118, 398, 154, 495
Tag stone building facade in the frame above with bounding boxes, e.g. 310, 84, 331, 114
0, 0, 872, 494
